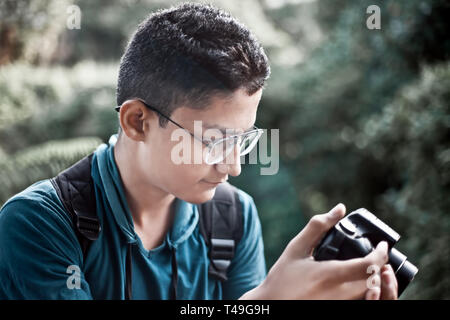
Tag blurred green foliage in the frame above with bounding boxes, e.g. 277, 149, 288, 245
0, 0, 448, 299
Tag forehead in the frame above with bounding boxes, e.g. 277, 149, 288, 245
173, 88, 262, 133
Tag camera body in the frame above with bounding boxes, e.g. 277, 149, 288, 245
313, 208, 418, 296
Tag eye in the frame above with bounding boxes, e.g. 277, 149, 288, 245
203, 138, 213, 145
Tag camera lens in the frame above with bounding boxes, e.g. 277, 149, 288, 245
389, 248, 419, 295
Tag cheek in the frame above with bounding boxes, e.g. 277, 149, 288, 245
162, 163, 218, 203
142, 133, 217, 202
166, 163, 210, 189
150, 142, 212, 188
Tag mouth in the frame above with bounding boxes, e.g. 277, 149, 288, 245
202, 180, 226, 186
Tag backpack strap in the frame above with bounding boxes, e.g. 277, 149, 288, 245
50, 153, 101, 258
197, 182, 244, 282
50, 153, 131, 298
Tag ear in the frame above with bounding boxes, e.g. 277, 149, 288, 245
118, 100, 155, 142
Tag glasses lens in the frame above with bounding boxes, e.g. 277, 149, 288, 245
240, 130, 261, 156
205, 130, 262, 164
206, 138, 235, 164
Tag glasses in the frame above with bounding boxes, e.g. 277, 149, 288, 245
115, 99, 263, 165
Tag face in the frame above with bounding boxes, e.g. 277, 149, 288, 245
130, 87, 262, 204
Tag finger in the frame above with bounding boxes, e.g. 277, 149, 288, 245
365, 241, 389, 267
316, 279, 368, 300
340, 280, 369, 300
365, 268, 381, 300
326, 241, 389, 282
380, 265, 398, 300
385, 264, 399, 293
321, 262, 382, 297
365, 283, 381, 300
288, 203, 346, 258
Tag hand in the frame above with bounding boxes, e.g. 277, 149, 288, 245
380, 264, 398, 300
242, 203, 397, 300
365, 264, 398, 300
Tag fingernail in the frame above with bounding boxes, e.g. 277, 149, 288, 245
330, 203, 344, 217
378, 241, 388, 252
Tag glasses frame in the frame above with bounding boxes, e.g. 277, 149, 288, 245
115, 99, 263, 164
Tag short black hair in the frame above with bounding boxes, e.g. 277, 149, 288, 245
116, 2, 270, 128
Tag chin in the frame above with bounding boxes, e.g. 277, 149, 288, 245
181, 188, 217, 204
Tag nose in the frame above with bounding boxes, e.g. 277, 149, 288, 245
215, 144, 241, 176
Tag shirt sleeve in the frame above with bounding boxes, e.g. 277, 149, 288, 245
221, 189, 267, 299
0, 196, 93, 299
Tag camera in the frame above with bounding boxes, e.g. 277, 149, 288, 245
313, 208, 418, 296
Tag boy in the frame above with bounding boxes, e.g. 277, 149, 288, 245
0, 2, 397, 299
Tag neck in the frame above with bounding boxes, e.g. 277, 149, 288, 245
113, 136, 175, 226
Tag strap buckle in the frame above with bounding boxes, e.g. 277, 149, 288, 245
76, 214, 101, 241
210, 238, 235, 259
209, 238, 235, 281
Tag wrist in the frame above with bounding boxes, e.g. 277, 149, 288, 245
239, 280, 271, 300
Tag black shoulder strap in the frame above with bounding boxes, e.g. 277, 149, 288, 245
197, 182, 244, 282
50, 153, 101, 258
50, 154, 243, 283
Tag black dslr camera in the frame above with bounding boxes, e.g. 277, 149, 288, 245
313, 208, 418, 296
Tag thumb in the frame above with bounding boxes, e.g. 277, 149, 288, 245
287, 203, 346, 258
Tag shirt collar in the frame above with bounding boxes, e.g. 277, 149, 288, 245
92, 134, 198, 247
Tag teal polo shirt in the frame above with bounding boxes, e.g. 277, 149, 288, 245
0, 135, 266, 299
